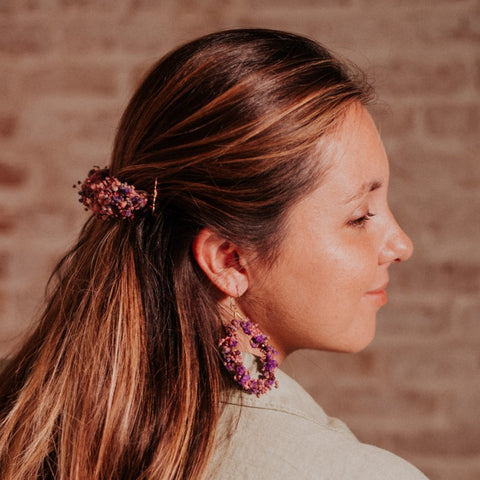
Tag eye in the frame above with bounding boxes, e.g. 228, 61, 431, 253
347, 212, 375, 228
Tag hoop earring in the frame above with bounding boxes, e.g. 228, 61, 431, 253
218, 299, 278, 396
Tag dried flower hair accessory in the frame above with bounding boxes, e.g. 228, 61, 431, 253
75, 167, 151, 220
219, 300, 278, 397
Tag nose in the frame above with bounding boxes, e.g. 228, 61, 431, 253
379, 214, 414, 265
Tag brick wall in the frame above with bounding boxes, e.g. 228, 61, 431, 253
1, 1, 479, 478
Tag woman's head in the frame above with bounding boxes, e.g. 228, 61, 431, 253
233, 104, 413, 360
110, 28, 372, 265
100, 30, 375, 355
0, 29, 378, 479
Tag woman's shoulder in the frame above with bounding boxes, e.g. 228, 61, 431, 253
339, 442, 429, 480
206, 365, 428, 480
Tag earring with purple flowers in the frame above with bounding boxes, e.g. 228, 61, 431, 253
218, 298, 278, 396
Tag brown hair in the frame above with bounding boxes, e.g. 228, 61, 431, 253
0, 29, 372, 479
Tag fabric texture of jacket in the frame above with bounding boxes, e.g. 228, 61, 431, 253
205, 355, 429, 480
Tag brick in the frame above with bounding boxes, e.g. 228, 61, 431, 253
320, 385, 439, 419
418, 461, 480, 480
386, 142, 480, 260
448, 387, 480, 427
424, 104, 480, 137
387, 344, 479, 384
20, 63, 119, 97
128, 62, 154, 90
0, 286, 44, 355
403, 5, 480, 46
451, 7, 480, 43
230, 9, 338, 45
389, 142, 480, 191
0, 0, 56, 12
476, 58, 480, 91
0, 70, 17, 102
283, 348, 384, 385
18, 100, 119, 144
451, 298, 480, 342
411, 214, 480, 266
229, 6, 475, 58
0, 162, 28, 186
0, 20, 54, 55
359, 0, 469, 6
385, 425, 480, 456
394, 261, 480, 295
5, 238, 64, 287
127, 0, 174, 8
59, 0, 123, 10
0, 113, 18, 138
59, 15, 119, 53
119, 15, 210, 54
370, 104, 417, 138
0, 251, 7, 278
0, 208, 16, 233
379, 295, 452, 337
241, 0, 353, 6
9, 189, 86, 251
0, 289, 7, 327
377, 59, 469, 96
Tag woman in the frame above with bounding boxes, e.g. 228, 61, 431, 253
0, 29, 427, 479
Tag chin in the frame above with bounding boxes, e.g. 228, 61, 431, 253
342, 340, 374, 354
353, 330, 377, 352
334, 319, 377, 353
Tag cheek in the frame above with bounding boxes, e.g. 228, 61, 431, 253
274, 229, 376, 302
314, 238, 377, 292
270, 238, 374, 324
246, 229, 380, 350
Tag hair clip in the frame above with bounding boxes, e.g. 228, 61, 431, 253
75, 167, 149, 220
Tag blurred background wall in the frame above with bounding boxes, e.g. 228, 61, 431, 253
0, 0, 479, 478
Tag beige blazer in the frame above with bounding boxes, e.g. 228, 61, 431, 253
205, 358, 429, 479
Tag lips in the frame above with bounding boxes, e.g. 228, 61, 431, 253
365, 281, 389, 306
367, 280, 389, 293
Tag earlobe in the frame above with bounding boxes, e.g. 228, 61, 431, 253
192, 228, 249, 297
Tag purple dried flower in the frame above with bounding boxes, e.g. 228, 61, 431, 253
76, 167, 150, 220
218, 316, 279, 397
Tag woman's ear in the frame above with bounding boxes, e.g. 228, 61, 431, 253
192, 228, 249, 297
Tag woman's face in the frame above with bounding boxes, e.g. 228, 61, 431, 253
241, 104, 413, 360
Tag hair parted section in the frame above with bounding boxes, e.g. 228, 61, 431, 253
112, 29, 372, 260
0, 28, 372, 479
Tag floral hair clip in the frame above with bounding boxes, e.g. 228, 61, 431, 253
75, 167, 151, 220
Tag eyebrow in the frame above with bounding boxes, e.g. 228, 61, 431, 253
344, 180, 383, 204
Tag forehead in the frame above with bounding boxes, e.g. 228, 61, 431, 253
315, 104, 389, 201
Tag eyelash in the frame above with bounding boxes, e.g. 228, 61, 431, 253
348, 212, 376, 228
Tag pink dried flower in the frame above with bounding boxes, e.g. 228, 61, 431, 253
76, 167, 149, 220
219, 318, 278, 397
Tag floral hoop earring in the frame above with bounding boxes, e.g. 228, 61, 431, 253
218, 299, 278, 396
